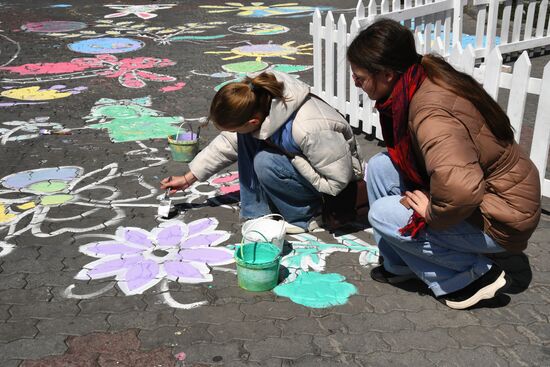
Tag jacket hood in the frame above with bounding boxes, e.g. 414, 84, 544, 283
251, 71, 310, 140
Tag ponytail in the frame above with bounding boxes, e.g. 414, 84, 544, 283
209, 72, 288, 130
421, 54, 514, 142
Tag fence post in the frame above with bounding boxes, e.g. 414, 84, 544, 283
337, 14, 348, 113
511, 1, 524, 43
529, 62, 550, 196
463, 44, 476, 75
483, 47, 503, 100
349, 18, 360, 128
312, 9, 323, 96
356, 0, 365, 18
325, 11, 335, 105
524, 0, 537, 41
367, 0, 377, 17
535, 0, 548, 38
452, 0, 463, 47
507, 51, 532, 142
486, 0, 500, 56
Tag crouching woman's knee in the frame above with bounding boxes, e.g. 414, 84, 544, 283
253, 150, 279, 183
367, 152, 393, 181
368, 195, 407, 232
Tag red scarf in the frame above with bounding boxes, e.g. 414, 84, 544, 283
375, 63, 428, 238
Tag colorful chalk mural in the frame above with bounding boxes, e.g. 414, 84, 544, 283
0, 160, 162, 243
228, 23, 289, 35
68, 37, 144, 54
75, 219, 233, 296
205, 41, 313, 61
159, 82, 186, 93
200, 2, 332, 18
0, 240, 15, 258
193, 60, 312, 90
42, 20, 228, 45
0, 54, 177, 89
82, 96, 184, 143
21, 21, 87, 33
166, 171, 241, 210
0, 30, 20, 67
274, 272, 357, 308
104, 4, 177, 19
1, 85, 87, 101
0, 117, 64, 144
272, 233, 379, 308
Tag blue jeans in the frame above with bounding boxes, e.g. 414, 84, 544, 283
239, 149, 322, 229
367, 152, 505, 297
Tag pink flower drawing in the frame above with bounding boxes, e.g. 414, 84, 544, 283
0, 54, 177, 89
76, 219, 233, 295
104, 4, 177, 19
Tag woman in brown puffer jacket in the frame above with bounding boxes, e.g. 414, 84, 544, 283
348, 19, 541, 310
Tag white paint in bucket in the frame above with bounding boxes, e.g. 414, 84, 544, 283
241, 214, 285, 250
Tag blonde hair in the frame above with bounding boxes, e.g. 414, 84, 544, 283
209, 72, 288, 130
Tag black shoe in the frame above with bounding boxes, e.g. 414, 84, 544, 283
439, 265, 508, 310
370, 265, 416, 284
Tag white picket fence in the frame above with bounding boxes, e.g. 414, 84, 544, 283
309, 6, 550, 198
472, 0, 550, 57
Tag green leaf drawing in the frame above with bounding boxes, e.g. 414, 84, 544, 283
274, 272, 357, 308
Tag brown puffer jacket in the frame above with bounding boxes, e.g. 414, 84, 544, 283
409, 78, 541, 253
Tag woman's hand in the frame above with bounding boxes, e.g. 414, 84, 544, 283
403, 190, 429, 218
160, 172, 198, 195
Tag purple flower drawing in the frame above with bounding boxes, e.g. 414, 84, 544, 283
76, 218, 233, 295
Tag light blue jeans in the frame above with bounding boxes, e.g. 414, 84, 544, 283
239, 149, 322, 230
367, 152, 505, 297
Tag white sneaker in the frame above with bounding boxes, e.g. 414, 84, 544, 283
284, 216, 324, 234
284, 222, 306, 234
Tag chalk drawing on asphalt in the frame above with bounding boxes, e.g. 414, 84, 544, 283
74, 219, 233, 297
0, 31, 20, 67
166, 171, 241, 211
42, 20, 228, 46
21, 21, 87, 33
1, 85, 87, 101
0, 240, 15, 258
68, 37, 144, 54
0, 117, 64, 145
82, 96, 184, 143
0, 150, 169, 244
104, 4, 177, 19
205, 41, 313, 61
228, 23, 289, 35
0, 54, 177, 88
200, 2, 332, 18
192, 60, 312, 90
159, 82, 186, 93
272, 233, 379, 308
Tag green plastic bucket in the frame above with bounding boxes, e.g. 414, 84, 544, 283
168, 134, 198, 163
235, 242, 281, 292
168, 121, 200, 163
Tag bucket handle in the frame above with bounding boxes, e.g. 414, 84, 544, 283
240, 229, 269, 263
175, 119, 196, 141
242, 213, 284, 232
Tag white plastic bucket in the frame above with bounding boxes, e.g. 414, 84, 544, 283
241, 214, 286, 251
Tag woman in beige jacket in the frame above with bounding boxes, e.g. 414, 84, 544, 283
348, 19, 541, 309
161, 71, 363, 233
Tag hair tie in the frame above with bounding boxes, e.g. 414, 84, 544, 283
248, 82, 257, 92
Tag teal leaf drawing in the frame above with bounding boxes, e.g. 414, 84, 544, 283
274, 272, 357, 308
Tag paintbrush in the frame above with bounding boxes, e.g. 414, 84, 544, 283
157, 188, 172, 218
